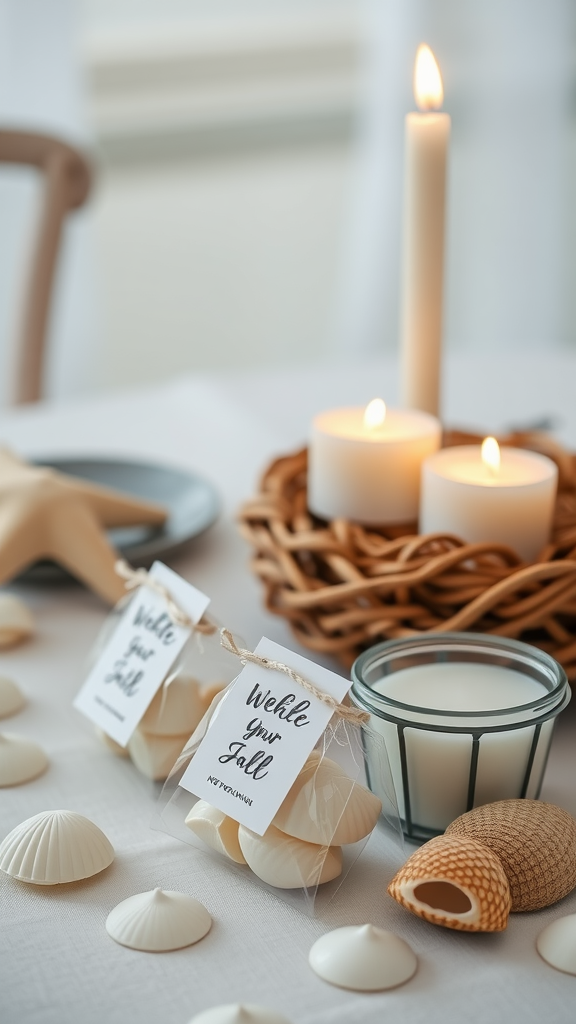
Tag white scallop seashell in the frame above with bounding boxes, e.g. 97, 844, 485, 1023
0, 594, 34, 649
0, 677, 26, 720
106, 888, 211, 951
95, 728, 129, 757
140, 673, 205, 737
536, 914, 576, 975
188, 1005, 292, 1024
273, 755, 382, 846
309, 923, 417, 991
0, 733, 48, 786
0, 809, 114, 884
185, 801, 246, 864
238, 824, 342, 889
127, 729, 188, 780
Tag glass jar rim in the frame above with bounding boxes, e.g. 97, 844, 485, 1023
351, 632, 569, 721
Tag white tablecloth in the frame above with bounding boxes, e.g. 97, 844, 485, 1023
2, 352, 576, 1024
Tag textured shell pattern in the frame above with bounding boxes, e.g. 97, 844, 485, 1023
388, 833, 511, 932
273, 755, 382, 847
0, 809, 114, 884
446, 798, 576, 912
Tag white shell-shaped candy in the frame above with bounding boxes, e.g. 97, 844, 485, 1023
536, 914, 576, 975
188, 1005, 291, 1024
0, 809, 114, 884
309, 924, 417, 991
0, 594, 34, 649
140, 674, 204, 737
0, 733, 48, 786
0, 677, 26, 720
273, 755, 382, 846
185, 800, 246, 864
238, 824, 342, 889
127, 729, 188, 780
106, 888, 211, 951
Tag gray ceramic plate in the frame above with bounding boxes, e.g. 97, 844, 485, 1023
21, 456, 220, 582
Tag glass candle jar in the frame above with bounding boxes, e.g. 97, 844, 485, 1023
350, 633, 570, 842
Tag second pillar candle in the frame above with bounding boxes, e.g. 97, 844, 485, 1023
399, 44, 450, 417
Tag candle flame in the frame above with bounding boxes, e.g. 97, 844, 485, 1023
482, 436, 501, 475
414, 44, 444, 111
364, 398, 386, 430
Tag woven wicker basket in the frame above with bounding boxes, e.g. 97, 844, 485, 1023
239, 430, 576, 680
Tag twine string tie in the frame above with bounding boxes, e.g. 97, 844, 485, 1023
220, 628, 370, 725
115, 560, 216, 635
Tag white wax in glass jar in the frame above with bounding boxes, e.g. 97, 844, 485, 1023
368, 662, 552, 833
374, 662, 543, 714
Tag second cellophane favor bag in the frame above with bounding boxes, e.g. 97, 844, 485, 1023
153, 632, 402, 914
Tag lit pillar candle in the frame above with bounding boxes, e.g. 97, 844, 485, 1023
399, 44, 450, 417
420, 438, 558, 562
308, 398, 441, 524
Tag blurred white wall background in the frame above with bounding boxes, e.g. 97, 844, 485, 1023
0, 0, 574, 404
80, 0, 360, 392
0, 0, 99, 405
337, 0, 576, 358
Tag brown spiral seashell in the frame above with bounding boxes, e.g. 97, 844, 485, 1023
387, 833, 511, 932
445, 799, 576, 912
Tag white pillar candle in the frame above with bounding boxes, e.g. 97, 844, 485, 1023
308, 399, 441, 525
420, 439, 558, 562
371, 662, 552, 834
399, 44, 450, 417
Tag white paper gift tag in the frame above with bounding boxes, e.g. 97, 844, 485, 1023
74, 562, 210, 746
179, 637, 351, 835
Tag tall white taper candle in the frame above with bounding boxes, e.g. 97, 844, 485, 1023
399, 44, 450, 417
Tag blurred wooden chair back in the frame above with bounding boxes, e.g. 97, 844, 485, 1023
0, 130, 91, 404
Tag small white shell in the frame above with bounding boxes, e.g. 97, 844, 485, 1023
536, 914, 576, 975
0, 594, 34, 649
95, 728, 129, 757
188, 1005, 292, 1024
0, 809, 114, 884
309, 924, 417, 991
273, 755, 381, 846
0, 677, 26, 720
185, 801, 246, 864
127, 729, 188, 780
106, 888, 212, 951
0, 733, 48, 786
140, 674, 204, 737
238, 824, 342, 889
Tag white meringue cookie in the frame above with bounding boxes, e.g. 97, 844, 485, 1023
106, 888, 211, 952
309, 923, 417, 991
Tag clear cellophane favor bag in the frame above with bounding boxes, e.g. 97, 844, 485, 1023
152, 666, 403, 916
91, 589, 241, 782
